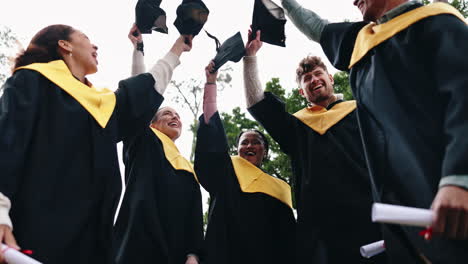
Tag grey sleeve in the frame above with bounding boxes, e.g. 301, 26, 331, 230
281, 0, 329, 42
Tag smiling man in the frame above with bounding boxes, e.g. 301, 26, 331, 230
279, 0, 468, 263
243, 31, 386, 264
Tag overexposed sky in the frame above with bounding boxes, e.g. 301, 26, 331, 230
0, 0, 362, 213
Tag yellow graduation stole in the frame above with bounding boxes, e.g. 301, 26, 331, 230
231, 155, 293, 209
15, 60, 116, 128
293, 101, 357, 135
349, 3, 466, 69
150, 127, 199, 182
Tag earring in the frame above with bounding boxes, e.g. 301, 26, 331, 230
69, 52, 73, 57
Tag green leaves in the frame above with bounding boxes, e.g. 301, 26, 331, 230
0, 26, 18, 87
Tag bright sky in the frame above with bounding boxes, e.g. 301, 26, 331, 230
0, 0, 362, 213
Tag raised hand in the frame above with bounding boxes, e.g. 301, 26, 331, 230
128, 24, 143, 48
245, 29, 262, 56
205, 60, 218, 83
170, 35, 193, 56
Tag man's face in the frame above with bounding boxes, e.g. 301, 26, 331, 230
299, 67, 335, 105
353, 0, 388, 22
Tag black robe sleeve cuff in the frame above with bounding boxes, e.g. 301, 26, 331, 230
320, 22, 367, 71
195, 112, 229, 154
115, 73, 164, 141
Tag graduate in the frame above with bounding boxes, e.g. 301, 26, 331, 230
194, 60, 296, 264
244, 31, 386, 263
279, 0, 468, 262
113, 24, 203, 264
0, 24, 174, 264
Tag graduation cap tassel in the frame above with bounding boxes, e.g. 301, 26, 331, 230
204, 30, 221, 52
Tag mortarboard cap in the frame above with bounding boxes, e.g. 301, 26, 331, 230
252, 0, 287, 47
206, 31, 246, 72
135, 0, 168, 34
174, 0, 209, 36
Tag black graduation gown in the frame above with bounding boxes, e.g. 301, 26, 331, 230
248, 93, 386, 264
113, 123, 203, 264
194, 112, 296, 264
319, 3, 468, 263
0, 69, 160, 264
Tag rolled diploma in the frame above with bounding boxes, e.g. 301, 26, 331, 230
372, 203, 434, 227
1, 244, 42, 264
360, 240, 385, 258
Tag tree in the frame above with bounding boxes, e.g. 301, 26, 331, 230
169, 65, 233, 161
423, 0, 468, 17
0, 26, 18, 87
333, 71, 353, 100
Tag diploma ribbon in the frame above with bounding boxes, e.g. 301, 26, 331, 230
418, 227, 433, 240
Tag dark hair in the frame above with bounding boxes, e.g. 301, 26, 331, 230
150, 106, 169, 125
295, 55, 328, 85
235, 129, 270, 159
13, 24, 75, 70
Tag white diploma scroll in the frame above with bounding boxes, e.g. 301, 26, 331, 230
0, 244, 42, 264
372, 203, 434, 227
360, 240, 385, 258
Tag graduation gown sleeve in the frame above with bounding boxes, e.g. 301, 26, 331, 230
0, 70, 41, 200
248, 92, 299, 155
114, 73, 162, 142
320, 21, 368, 71
424, 15, 468, 180
194, 112, 232, 193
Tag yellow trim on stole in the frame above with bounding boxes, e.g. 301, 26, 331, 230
293, 101, 357, 135
16, 60, 116, 128
150, 127, 199, 182
349, 3, 466, 69
231, 156, 292, 208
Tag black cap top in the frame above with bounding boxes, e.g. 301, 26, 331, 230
135, 0, 168, 34
208, 31, 246, 72
174, 0, 209, 36
252, 0, 287, 47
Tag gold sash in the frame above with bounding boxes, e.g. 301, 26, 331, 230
349, 3, 466, 69
150, 127, 198, 182
16, 60, 116, 128
293, 101, 357, 135
231, 155, 292, 208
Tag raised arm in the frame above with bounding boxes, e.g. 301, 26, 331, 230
115, 35, 192, 141
203, 61, 218, 123
244, 30, 299, 155
149, 35, 192, 96
128, 24, 146, 76
243, 29, 264, 107
281, 0, 329, 42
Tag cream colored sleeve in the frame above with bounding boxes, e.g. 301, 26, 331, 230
131, 49, 146, 76
243, 56, 265, 107
148, 52, 181, 95
0, 193, 12, 229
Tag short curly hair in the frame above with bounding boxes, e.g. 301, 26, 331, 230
295, 56, 328, 85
